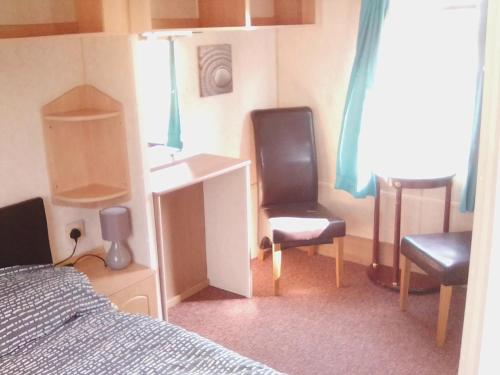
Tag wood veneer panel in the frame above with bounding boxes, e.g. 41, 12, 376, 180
275, 0, 301, 25
44, 109, 120, 122
198, 0, 246, 27
110, 276, 159, 318
42, 85, 130, 206
251, 17, 276, 26
158, 184, 208, 300
129, 0, 152, 33
152, 18, 200, 29
0, 22, 79, 38
274, 0, 315, 25
54, 184, 128, 204
301, 0, 315, 24
74, 0, 103, 33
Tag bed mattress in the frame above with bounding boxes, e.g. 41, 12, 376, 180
0, 265, 282, 375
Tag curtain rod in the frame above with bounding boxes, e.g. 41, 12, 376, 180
139, 30, 201, 41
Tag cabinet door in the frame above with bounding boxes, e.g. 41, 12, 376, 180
109, 276, 159, 318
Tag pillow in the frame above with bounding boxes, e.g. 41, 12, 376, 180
0, 265, 111, 357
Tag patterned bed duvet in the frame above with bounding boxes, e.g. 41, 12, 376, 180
0, 265, 282, 375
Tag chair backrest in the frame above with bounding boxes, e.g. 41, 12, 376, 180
252, 107, 318, 207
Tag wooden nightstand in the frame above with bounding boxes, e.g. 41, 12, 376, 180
75, 253, 159, 318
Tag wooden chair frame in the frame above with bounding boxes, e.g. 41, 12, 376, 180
400, 255, 453, 347
260, 237, 344, 296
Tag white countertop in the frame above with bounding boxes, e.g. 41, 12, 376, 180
150, 153, 250, 195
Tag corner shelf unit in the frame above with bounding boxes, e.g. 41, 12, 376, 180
130, 0, 315, 33
42, 85, 130, 207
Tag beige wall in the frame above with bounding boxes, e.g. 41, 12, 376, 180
132, 29, 278, 258
276, 0, 474, 263
0, 28, 277, 267
1, 0, 474, 270
0, 35, 152, 267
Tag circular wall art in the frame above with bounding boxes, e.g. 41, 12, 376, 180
198, 44, 233, 97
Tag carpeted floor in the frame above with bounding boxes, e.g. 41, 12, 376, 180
169, 249, 465, 375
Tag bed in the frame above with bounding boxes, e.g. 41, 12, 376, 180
0, 198, 282, 375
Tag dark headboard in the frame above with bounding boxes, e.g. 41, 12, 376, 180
0, 198, 52, 268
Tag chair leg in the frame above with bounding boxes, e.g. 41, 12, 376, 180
334, 237, 344, 288
258, 249, 265, 261
308, 245, 318, 256
437, 285, 453, 347
272, 243, 282, 296
400, 255, 411, 311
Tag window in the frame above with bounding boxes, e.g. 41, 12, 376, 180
356, 0, 481, 190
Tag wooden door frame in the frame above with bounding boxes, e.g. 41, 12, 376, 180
459, 1, 500, 373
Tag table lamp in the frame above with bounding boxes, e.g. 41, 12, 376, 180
100, 206, 132, 270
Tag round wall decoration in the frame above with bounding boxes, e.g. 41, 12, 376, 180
198, 44, 233, 97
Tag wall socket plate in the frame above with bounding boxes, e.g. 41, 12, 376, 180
65, 219, 85, 240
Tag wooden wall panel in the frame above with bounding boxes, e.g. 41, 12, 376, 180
158, 184, 208, 300
41, 85, 130, 206
199, 0, 246, 27
301, 0, 315, 24
0, 22, 78, 39
74, 0, 103, 33
43, 121, 92, 193
275, 0, 301, 25
152, 18, 200, 29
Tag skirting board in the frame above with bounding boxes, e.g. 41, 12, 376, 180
166, 279, 210, 309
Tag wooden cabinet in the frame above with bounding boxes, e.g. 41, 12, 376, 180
130, 0, 315, 33
75, 253, 159, 318
41, 85, 130, 207
250, 0, 315, 26
1, 0, 315, 38
130, 0, 246, 32
0, 0, 129, 39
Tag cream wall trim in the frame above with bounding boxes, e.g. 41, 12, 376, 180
166, 279, 209, 309
459, 1, 500, 374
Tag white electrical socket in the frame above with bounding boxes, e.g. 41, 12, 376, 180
65, 220, 85, 240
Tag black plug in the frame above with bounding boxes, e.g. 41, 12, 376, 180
70, 228, 82, 241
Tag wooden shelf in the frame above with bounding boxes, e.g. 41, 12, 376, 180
44, 109, 120, 122
0, 0, 129, 39
0, 22, 79, 39
130, 0, 315, 33
2, 0, 315, 38
250, 0, 315, 26
42, 85, 130, 207
54, 184, 128, 204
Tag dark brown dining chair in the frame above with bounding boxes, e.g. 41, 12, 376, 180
251, 107, 346, 296
400, 231, 472, 346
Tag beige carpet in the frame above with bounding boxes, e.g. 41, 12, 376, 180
169, 249, 465, 375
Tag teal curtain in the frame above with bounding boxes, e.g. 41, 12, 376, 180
166, 39, 183, 150
335, 0, 389, 198
460, 0, 488, 212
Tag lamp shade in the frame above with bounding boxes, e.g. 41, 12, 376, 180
99, 206, 131, 241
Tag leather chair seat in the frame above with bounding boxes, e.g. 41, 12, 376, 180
262, 202, 346, 248
401, 231, 472, 286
